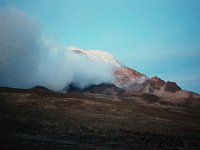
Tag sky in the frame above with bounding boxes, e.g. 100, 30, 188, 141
0, 0, 200, 93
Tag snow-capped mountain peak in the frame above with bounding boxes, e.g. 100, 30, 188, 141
69, 47, 185, 95
69, 47, 122, 67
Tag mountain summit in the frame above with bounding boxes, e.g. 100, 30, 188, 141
70, 47, 122, 67
70, 47, 196, 97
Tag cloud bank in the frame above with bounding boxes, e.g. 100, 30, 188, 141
0, 7, 115, 91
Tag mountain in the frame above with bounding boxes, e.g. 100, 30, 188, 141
70, 48, 199, 98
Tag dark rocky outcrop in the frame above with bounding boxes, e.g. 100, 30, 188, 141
164, 81, 181, 93
83, 83, 124, 94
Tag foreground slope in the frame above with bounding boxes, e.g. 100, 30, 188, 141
0, 86, 200, 150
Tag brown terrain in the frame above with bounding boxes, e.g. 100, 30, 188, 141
0, 84, 200, 150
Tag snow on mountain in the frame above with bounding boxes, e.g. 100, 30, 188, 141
69, 47, 122, 67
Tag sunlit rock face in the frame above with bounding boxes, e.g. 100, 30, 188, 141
114, 67, 148, 91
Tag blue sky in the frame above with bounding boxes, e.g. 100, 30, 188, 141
0, 0, 200, 93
